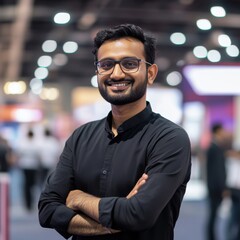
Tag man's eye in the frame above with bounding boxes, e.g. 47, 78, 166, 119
122, 60, 138, 69
100, 61, 113, 70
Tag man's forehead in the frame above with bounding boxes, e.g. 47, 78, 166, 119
98, 37, 144, 57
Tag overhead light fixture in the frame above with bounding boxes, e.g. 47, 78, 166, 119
196, 19, 212, 30
210, 6, 226, 17
63, 41, 78, 53
42, 40, 57, 53
218, 34, 231, 47
207, 50, 221, 62
40, 87, 59, 101
183, 64, 240, 95
226, 45, 239, 57
170, 32, 186, 45
3, 81, 27, 95
54, 12, 70, 24
37, 55, 52, 67
193, 46, 208, 59
91, 75, 98, 88
34, 67, 49, 80
166, 71, 182, 86
30, 78, 43, 95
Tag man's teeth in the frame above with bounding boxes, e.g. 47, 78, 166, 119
111, 83, 129, 87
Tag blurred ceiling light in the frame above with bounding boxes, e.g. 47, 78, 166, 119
3, 81, 27, 95
166, 71, 182, 86
210, 6, 226, 17
79, 12, 97, 28
218, 34, 231, 47
226, 45, 239, 57
54, 12, 70, 24
196, 19, 212, 30
30, 78, 43, 95
40, 87, 59, 101
183, 65, 240, 95
53, 53, 68, 66
34, 67, 49, 79
193, 46, 208, 58
207, 50, 221, 62
63, 41, 78, 53
170, 32, 186, 45
176, 60, 186, 67
91, 75, 98, 87
37, 55, 52, 67
42, 40, 57, 53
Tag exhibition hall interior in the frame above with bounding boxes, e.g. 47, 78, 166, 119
0, 0, 240, 240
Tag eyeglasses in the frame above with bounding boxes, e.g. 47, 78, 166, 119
95, 57, 152, 75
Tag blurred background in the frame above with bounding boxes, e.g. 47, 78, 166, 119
0, 0, 240, 239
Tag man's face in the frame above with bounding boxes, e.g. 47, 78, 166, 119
96, 37, 150, 105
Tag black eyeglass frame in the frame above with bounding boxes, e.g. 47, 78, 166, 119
95, 57, 152, 75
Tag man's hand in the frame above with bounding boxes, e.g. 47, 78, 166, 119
66, 190, 100, 221
66, 189, 83, 210
126, 173, 148, 199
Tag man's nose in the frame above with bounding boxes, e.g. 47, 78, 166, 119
110, 63, 125, 79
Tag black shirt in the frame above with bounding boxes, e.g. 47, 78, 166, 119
38, 103, 191, 240
0, 144, 9, 172
206, 141, 226, 196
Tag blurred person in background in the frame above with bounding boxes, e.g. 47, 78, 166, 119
38, 23, 191, 240
225, 148, 240, 240
206, 123, 229, 240
0, 134, 13, 173
38, 127, 61, 187
17, 129, 40, 211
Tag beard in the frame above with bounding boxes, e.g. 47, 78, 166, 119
98, 75, 148, 105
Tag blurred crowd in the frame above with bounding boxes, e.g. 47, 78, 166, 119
0, 126, 62, 211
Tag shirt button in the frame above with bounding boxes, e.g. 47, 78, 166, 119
102, 170, 107, 175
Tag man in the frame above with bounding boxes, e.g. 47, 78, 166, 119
38, 24, 191, 240
0, 135, 11, 172
226, 148, 240, 240
206, 123, 228, 240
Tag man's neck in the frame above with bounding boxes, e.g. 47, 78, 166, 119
111, 99, 147, 131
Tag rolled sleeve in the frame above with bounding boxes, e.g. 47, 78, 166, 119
99, 197, 118, 228
50, 205, 77, 238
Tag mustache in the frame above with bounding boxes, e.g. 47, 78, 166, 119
105, 78, 134, 85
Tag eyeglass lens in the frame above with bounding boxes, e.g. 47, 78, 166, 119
97, 58, 140, 74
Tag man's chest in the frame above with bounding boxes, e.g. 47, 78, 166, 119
72, 135, 149, 197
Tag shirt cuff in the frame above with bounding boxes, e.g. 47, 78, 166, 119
99, 197, 118, 228
50, 205, 77, 239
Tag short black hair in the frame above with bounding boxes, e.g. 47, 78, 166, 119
92, 23, 156, 64
211, 123, 223, 134
27, 129, 34, 138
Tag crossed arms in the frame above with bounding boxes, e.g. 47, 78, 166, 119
66, 173, 148, 236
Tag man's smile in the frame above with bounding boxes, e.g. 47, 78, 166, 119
106, 80, 133, 91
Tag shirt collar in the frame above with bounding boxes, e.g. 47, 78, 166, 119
105, 102, 153, 136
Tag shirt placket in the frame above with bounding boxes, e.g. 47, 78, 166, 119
99, 139, 116, 196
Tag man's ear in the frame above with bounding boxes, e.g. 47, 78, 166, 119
147, 64, 158, 85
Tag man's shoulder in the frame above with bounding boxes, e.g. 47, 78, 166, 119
152, 113, 187, 133
72, 117, 106, 136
